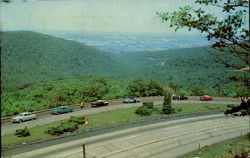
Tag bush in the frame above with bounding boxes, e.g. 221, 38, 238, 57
189, 86, 205, 96
68, 116, 85, 124
135, 107, 152, 116
128, 79, 163, 97
61, 122, 78, 132
127, 78, 148, 97
15, 127, 30, 137
146, 80, 163, 96
162, 86, 173, 106
143, 102, 154, 109
44, 126, 64, 136
44, 122, 78, 136
162, 104, 175, 114
162, 86, 174, 114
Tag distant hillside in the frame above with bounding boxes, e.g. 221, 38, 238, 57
1, 31, 242, 92
1, 31, 133, 91
119, 48, 239, 89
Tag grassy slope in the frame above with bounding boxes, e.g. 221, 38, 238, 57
179, 136, 250, 158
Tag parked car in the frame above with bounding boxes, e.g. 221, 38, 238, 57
51, 106, 73, 114
172, 94, 188, 100
200, 95, 213, 101
123, 97, 140, 103
12, 112, 37, 123
91, 100, 109, 108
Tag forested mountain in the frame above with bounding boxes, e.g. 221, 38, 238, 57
0, 31, 242, 92
118, 48, 238, 90
1, 31, 133, 91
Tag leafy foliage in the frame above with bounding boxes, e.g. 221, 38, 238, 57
0, 31, 132, 92
15, 127, 30, 137
162, 87, 175, 114
1, 31, 246, 95
127, 78, 163, 97
157, 0, 250, 90
135, 107, 153, 116
162, 104, 175, 115
44, 126, 64, 136
68, 116, 85, 124
1, 31, 248, 117
44, 122, 78, 136
162, 87, 173, 106
1, 76, 129, 117
142, 102, 154, 109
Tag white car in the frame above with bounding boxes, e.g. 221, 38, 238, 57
12, 112, 37, 123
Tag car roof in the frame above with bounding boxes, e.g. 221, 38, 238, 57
58, 106, 69, 108
20, 112, 32, 115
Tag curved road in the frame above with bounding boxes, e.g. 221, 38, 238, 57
1, 96, 240, 136
2, 113, 248, 158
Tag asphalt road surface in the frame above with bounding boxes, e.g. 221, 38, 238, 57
2, 113, 248, 158
1, 97, 240, 136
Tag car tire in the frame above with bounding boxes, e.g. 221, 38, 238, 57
19, 120, 22, 123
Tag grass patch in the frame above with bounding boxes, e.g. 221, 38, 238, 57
179, 135, 250, 158
173, 103, 228, 114
2, 103, 230, 147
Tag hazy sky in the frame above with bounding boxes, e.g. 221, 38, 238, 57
0, 0, 244, 35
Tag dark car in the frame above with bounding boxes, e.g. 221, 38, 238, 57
51, 106, 74, 115
91, 100, 109, 108
123, 97, 140, 103
172, 94, 188, 100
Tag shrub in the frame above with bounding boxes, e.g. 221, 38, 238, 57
127, 78, 147, 97
44, 126, 64, 136
162, 104, 175, 114
15, 127, 30, 137
146, 80, 163, 96
68, 116, 85, 124
162, 86, 174, 114
61, 122, 78, 132
44, 122, 78, 136
143, 102, 154, 109
135, 107, 152, 116
162, 86, 173, 106
189, 86, 205, 96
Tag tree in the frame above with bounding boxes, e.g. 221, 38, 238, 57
127, 78, 148, 97
157, 0, 249, 90
157, 0, 249, 116
162, 87, 174, 114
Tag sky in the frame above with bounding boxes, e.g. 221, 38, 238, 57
0, 0, 227, 35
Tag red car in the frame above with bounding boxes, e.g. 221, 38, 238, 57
200, 95, 213, 101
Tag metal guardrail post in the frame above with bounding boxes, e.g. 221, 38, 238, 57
83, 144, 86, 158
